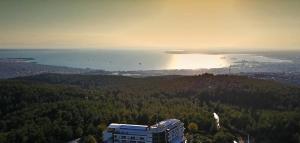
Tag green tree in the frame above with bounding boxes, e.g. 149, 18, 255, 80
75, 127, 83, 138
87, 124, 97, 135
0, 133, 7, 143
61, 126, 73, 140
81, 135, 97, 143
213, 131, 235, 143
188, 122, 199, 133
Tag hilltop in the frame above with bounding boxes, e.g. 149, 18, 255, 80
0, 74, 299, 143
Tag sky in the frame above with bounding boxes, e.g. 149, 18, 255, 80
0, 0, 300, 51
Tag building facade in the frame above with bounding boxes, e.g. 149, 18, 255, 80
103, 119, 185, 143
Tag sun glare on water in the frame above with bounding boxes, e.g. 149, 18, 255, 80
167, 54, 229, 70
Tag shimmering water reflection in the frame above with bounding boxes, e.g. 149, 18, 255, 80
0, 49, 293, 71
167, 54, 229, 69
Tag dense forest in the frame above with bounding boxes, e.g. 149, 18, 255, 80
0, 73, 300, 143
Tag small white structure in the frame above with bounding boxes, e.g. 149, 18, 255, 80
103, 119, 185, 143
213, 112, 220, 129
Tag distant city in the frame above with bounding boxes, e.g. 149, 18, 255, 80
1, 49, 300, 86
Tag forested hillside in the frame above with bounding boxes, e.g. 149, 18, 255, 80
0, 74, 300, 143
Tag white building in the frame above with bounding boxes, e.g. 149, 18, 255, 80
103, 119, 185, 143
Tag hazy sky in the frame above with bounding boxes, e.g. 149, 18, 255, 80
0, 0, 300, 51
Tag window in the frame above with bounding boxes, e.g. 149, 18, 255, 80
121, 136, 126, 139
131, 136, 135, 140
140, 137, 145, 140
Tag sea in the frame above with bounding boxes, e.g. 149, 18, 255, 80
0, 49, 299, 72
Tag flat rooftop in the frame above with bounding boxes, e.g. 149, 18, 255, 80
152, 119, 180, 128
108, 119, 180, 129
108, 123, 148, 131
